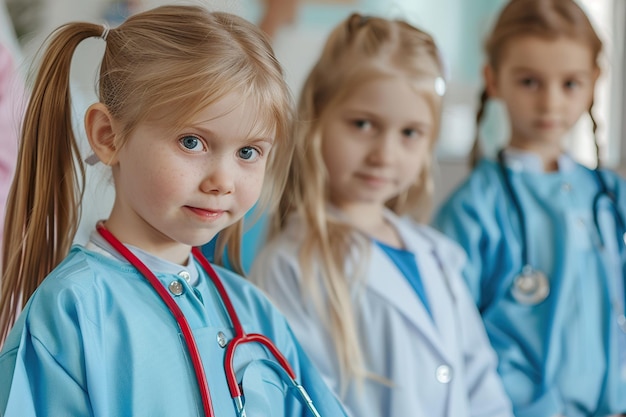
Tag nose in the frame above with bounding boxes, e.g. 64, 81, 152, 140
199, 157, 235, 195
366, 133, 395, 166
539, 83, 564, 113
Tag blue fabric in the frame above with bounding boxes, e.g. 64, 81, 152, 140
0, 245, 347, 417
433, 156, 626, 417
375, 240, 433, 319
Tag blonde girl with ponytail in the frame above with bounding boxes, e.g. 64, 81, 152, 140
0, 5, 349, 417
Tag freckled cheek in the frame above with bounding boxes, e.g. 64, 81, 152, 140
137, 168, 184, 204
237, 166, 266, 207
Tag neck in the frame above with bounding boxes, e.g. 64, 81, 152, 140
334, 203, 402, 248
101, 219, 192, 265
508, 140, 562, 172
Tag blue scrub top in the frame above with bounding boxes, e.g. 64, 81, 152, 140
433, 154, 626, 417
0, 245, 347, 417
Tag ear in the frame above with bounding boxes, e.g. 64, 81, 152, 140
483, 64, 499, 98
84, 103, 119, 165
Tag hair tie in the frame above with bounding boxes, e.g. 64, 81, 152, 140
101, 24, 110, 41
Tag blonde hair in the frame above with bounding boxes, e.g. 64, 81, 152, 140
271, 13, 444, 393
471, 0, 603, 166
0, 5, 293, 343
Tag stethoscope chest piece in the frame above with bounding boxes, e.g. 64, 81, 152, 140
511, 265, 550, 305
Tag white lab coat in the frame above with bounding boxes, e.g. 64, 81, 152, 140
249, 210, 513, 417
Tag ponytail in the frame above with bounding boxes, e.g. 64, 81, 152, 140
0, 23, 104, 344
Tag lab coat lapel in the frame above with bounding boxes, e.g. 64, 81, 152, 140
365, 216, 446, 356
384, 212, 460, 363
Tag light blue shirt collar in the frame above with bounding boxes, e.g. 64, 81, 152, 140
501, 148, 576, 173
86, 229, 200, 286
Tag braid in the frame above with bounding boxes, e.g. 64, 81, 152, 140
470, 89, 489, 168
588, 101, 600, 168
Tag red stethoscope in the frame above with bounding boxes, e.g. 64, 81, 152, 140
96, 223, 321, 417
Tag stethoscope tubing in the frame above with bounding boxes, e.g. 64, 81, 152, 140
97, 224, 298, 417
497, 150, 530, 266
96, 224, 214, 416
591, 169, 626, 247
191, 247, 297, 393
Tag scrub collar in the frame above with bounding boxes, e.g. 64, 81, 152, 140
501, 148, 576, 173
86, 227, 200, 286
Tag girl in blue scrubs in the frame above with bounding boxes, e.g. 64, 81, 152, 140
249, 14, 513, 417
433, 1, 626, 416
0, 5, 347, 417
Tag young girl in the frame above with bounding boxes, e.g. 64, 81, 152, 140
249, 13, 513, 417
433, 0, 626, 415
0, 5, 348, 417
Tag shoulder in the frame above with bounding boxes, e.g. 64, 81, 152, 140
250, 214, 306, 277
214, 263, 291, 322
433, 159, 508, 235
23, 246, 146, 329
30, 246, 119, 299
1, 247, 134, 356
595, 166, 626, 188
436, 159, 503, 212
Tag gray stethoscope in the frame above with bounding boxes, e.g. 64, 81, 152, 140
497, 150, 626, 311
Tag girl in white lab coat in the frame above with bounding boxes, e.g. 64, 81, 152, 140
249, 13, 513, 417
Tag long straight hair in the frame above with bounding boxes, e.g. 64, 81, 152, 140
268, 13, 445, 393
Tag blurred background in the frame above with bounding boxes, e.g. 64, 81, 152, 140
0, 0, 624, 241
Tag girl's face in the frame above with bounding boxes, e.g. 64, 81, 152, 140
106, 92, 274, 263
321, 76, 434, 215
486, 35, 597, 152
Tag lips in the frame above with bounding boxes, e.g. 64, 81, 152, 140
185, 206, 226, 219
356, 173, 390, 186
535, 120, 561, 129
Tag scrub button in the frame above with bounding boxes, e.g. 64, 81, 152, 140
178, 270, 191, 283
217, 331, 228, 348
561, 182, 572, 192
168, 280, 184, 296
436, 365, 452, 384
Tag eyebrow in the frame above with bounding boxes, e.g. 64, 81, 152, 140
510, 67, 593, 77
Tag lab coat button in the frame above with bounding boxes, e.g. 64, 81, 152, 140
178, 270, 191, 282
561, 182, 571, 192
168, 280, 184, 296
436, 365, 452, 383
217, 331, 228, 348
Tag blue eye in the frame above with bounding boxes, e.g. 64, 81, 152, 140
180, 135, 204, 152
354, 119, 372, 130
564, 80, 579, 89
238, 146, 260, 161
403, 128, 417, 138
520, 78, 539, 89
